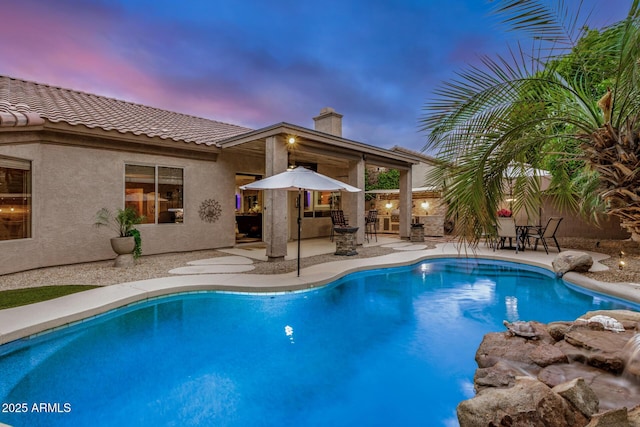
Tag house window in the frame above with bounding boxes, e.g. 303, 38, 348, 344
303, 191, 340, 218
0, 156, 31, 241
292, 163, 341, 218
125, 164, 183, 224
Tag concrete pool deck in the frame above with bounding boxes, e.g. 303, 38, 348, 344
1, 237, 639, 346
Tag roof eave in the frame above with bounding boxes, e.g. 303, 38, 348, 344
0, 122, 221, 161
218, 122, 421, 168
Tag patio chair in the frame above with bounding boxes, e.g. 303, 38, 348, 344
330, 210, 348, 241
482, 224, 497, 249
365, 210, 378, 243
495, 217, 521, 254
528, 217, 563, 254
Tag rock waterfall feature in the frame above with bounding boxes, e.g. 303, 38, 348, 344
458, 310, 640, 426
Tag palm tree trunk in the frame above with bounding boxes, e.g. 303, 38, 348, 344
583, 120, 640, 240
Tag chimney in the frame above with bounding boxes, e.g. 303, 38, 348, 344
313, 107, 343, 137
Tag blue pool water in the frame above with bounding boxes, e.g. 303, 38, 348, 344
0, 258, 638, 427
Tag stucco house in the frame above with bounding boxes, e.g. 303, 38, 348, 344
0, 76, 420, 275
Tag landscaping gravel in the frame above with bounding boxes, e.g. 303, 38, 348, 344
0, 245, 400, 291
0, 237, 637, 291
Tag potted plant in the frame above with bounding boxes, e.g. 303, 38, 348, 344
94, 207, 144, 265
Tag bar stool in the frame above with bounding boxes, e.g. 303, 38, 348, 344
365, 210, 378, 243
330, 210, 348, 241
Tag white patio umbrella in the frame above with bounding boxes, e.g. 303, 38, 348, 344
504, 162, 551, 226
504, 162, 551, 198
505, 162, 550, 181
240, 166, 361, 276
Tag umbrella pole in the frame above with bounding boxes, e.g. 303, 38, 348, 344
297, 190, 302, 276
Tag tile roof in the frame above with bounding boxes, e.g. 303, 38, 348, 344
0, 100, 46, 127
0, 76, 253, 146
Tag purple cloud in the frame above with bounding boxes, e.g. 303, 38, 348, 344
0, 0, 631, 152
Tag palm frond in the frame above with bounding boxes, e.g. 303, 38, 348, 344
489, 0, 587, 45
422, 0, 640, 242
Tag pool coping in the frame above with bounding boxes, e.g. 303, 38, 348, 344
1, 242, 639, 346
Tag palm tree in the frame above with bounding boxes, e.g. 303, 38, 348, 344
421, 0, 640, 245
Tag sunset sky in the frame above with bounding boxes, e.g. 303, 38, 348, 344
0, 0, 631, 152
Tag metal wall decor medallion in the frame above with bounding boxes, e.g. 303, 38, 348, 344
198, 198, 222, 223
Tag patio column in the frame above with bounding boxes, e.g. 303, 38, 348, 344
344, 158, 365, 244
264, 135, 288, 261
399, 168, 412, 239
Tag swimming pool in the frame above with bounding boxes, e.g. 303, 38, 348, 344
0, 258, 637, 426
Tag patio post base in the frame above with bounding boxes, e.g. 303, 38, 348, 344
334, 226, 359, 256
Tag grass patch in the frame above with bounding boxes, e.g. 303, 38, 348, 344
0, 285, 100, 310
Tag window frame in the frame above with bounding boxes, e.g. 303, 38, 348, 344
0, 155, 32, 241
303, 190, 340, 218
124, 163, 184, 225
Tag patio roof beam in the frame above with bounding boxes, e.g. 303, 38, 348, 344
218, 122, 420, 168
361, 155, 414, 171
296, 140, 363, 162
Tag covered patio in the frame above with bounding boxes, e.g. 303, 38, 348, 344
219, 108, 420, 261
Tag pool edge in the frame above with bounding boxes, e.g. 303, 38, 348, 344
1, 243, 638, 346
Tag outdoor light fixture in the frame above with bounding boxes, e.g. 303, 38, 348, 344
421, 201, 429, 212
385, 202, 393, 209
288, 137, 296, 144
619, 260, 626, 270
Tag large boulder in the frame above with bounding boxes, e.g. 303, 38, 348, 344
475, 324, 554, 369
530, 343, 569, 367
548, 321, 573, 341
538, 363, 640, 411
538, 363, 604, 388
474, 360, 522, 391
629, 405, 640, 427
563, 328, 634, 374
552, 377, 599, 418
476, 332, 536, 369
585, 408, 630, 427
457, 376, 588, 427
553, 251, 593, 276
